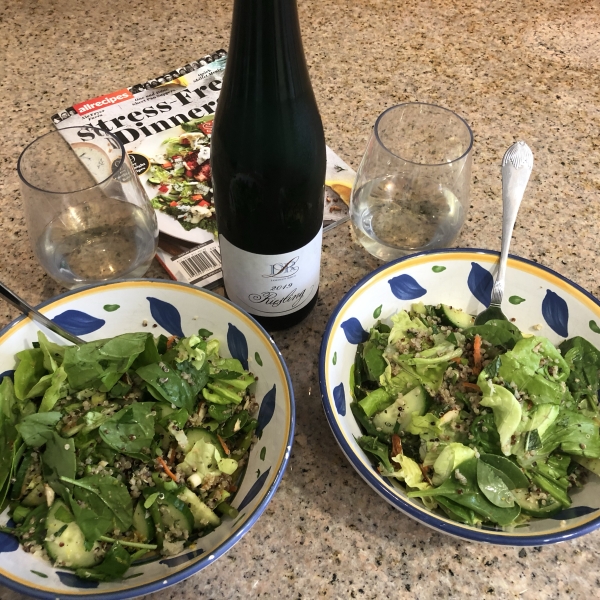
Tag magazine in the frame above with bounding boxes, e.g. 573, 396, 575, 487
52, 49, 355, 288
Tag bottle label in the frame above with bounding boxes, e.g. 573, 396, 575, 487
219, 228, 322, 316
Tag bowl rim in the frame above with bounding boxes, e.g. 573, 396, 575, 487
0, 279, 295, 599
319, 247, 600, 545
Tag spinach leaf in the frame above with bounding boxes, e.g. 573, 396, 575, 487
16, 412, 62, 447
37, 331, 66, 372
99, 402, 155, 461
136, 363, 194, 413
39, 366, 68, 412
464, 320, 523, 351
131, 334, 161, 369
42, 432, 76, 502
176, 359, 209, 397
62, 473, 133, 533
559, 336, 600, 412
62, 333, 149, 392
75, 543, 132, 582
14, 349, 47, 401
470, 414, 501, 454
0, 377, 21, 507
476, 460, 515, 507
408, 457, 521, 525
479, 453, 529, 488
357, 435, 394, 473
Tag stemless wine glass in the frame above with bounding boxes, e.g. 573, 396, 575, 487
350, 103, 473, 261
18, 126, 158, 289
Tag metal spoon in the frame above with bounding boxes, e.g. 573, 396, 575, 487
0, 282, 84, 345
474, 141, 533, 325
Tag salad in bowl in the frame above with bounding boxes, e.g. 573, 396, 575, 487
320, 249, 600, 544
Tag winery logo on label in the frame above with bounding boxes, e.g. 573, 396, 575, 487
263, 256, 300, 279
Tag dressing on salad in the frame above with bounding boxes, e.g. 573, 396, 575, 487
0, 328, 258, 581
351, 302, 600, 527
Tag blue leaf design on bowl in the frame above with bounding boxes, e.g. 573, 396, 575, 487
0, 370, 15, 382
160, 547, 204, 568
333, 382, 346, 416
56, 571, 99, 589
147, 297, 184, 338
51, 311, 105, 336
340, 318, 369, 344
227, 323, 248, 370
256, 384, 276, 437
237, 467, 271, 512
0, 530, 19, 553
542, 290, 569, 338
388, 275, 427, 300
467, 262, 493, 307
550, 506, 597, 520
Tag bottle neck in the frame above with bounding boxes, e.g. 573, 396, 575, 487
222, 0, 313, 102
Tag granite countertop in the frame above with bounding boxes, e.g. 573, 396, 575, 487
1, 0, 600, 598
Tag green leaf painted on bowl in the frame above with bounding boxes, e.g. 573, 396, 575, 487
373, 305, 382, 319
256, 469, 261, 478
31, 570, 48, 578
103, 304, 120, 312
260, 446, 266, 461
589, 320, 600, 334
333, 352, 337, 365
255, 352, 263, 367
508, 296, 526, 305
432, 266, 446, 273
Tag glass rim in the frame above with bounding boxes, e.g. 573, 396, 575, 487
373, 102, 474, 167
17, 126, 127, 195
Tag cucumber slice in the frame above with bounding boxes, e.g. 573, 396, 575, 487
45, 500, 101, 569
157, 493, 194, 535
22, 482, 46, 507
512, 489, 563, 518
372, 385, 426, 433
572, 456, 600, 477
182, 428, 219, 453
178, 487, 220, 529
132, 501, 155, 542
439, 304, 475, 329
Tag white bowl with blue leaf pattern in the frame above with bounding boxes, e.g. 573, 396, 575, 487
0, 280, 294, 598
319, 249, 600, 545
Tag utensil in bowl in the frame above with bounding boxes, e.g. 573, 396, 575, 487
475, 141, 533, 325
17, 126, 159, 290
0, 280, 294, 598
0, 281, 83, 344
319, 249, 600, 545
350, 103, 473, 261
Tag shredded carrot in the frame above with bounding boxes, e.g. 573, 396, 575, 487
217, 434, 231, 456
157, 456, 179, 482
166, 335, 178, 350
472, 334, 482, 375
463, 382, 481, 392
451, 357, 462, 364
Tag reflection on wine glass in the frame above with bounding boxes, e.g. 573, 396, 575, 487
18, 127, 158, 290
350, 103, 473, 262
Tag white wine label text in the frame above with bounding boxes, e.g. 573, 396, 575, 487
219, 228, 322, 316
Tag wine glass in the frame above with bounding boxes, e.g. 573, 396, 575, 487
350, 103, 473, 261
18, 126, 158, 289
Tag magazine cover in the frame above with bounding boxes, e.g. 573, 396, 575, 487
52, 50, 355, 288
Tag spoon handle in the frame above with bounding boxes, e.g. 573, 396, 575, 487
491, 141, 534, 305
0, 282, 84, 345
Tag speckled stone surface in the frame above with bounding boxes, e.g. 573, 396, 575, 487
2, 0, 600, 598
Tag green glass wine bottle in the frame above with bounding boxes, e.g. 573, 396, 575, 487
211, 0, 326, 330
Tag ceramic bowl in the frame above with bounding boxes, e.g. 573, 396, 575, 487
0, 280, 294, 598
319, 249, 600, 545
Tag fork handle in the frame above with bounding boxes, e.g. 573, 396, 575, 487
492, 141, 534, 305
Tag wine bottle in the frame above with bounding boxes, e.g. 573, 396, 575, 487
211, 0, 326, 330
